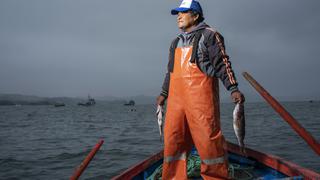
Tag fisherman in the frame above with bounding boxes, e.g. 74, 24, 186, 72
156, 0, 245, 179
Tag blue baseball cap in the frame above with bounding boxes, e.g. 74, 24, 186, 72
171, 0, 203, 16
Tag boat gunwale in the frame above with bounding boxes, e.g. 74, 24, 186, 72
111, 150, 163, 180
226, 142, 320, 180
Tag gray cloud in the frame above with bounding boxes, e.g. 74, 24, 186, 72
1, 0, 319, 101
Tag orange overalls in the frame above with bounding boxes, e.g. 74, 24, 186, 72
162, 46, 229, 180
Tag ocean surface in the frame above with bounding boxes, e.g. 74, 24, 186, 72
0, 101, 319, 179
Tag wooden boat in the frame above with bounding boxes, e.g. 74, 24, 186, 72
111, 141, 320, 180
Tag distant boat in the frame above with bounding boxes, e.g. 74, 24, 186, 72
124, 100, 135, 106
54, 103, 65, 107
78, 95, 96, 106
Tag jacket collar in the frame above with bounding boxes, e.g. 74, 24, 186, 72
181, 22, 209, 35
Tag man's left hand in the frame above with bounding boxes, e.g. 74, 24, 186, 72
231, 90, 245, 104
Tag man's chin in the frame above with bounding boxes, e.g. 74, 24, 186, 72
178, 27, 186, 32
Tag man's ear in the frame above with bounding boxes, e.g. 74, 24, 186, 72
193, 14, 200, 22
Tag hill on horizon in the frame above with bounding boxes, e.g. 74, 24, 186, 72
0, 93, 318, 106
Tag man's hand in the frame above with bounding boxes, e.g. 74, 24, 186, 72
156, 95, 166, 106
231, 90, 245, 104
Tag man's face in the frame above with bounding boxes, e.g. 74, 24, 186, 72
177, 11, 197, 32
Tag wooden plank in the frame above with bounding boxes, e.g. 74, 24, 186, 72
242, 72, 320, 155
111, 150, 163, 180
70, 139, 104, 180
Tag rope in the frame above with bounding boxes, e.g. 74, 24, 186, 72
229, 163, 254, 180
146, 154, 255, 180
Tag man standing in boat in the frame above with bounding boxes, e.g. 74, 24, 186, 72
156, 0, 245, 179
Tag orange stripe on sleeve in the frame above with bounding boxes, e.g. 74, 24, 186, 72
214, 33, 236, 85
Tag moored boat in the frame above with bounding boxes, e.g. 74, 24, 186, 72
54, 103, 65, 107
111, 141, 320, 180
78, 95, 96, 106
124, 100, 135, 106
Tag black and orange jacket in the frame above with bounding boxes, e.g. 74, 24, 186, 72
160, 22, 238, 98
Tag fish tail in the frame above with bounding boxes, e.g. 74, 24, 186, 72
240, 147, 247, 156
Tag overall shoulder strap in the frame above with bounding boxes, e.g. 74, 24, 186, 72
168, 36, 180, 72
169, 37, 180, 64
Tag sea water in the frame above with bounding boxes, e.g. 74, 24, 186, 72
0, 101, 319, 179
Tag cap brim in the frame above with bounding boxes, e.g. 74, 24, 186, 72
171, 7, 190, 15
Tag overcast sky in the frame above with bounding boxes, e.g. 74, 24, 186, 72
1, 0, 319, 101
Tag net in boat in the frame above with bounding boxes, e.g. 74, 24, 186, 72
146, 154, 254, 180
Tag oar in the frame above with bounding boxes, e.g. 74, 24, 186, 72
70, 139, 104, 180
242, 72, 320, 155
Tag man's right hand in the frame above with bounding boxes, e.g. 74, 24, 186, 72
156, 95, 166, 106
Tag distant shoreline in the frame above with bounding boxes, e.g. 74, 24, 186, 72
0, 93, 318, 105
0, 100, 53, 106
0, 93, 157, 105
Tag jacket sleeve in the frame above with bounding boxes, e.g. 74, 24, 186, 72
160, 72, 170, 98
209, 32, 238, 92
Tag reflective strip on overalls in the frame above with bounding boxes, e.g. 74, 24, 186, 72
162, 46, 229, 180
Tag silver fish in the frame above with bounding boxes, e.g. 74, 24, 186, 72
233, 102, 246, 154
156, 105, 164, 141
